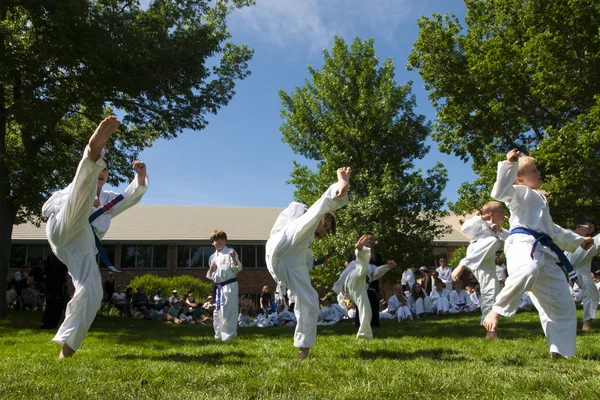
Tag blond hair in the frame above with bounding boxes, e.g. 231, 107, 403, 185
482, 201, 503, 215
517, 156, 536, 176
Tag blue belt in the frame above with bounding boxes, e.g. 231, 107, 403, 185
510, 227, 578, 283
212, 277, 238, 310
89, 194, 124, 273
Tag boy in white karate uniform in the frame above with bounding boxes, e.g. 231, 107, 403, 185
564, 216, 600, 331
207, 229, 242, 342
266, 167, 351, 359
318, 298, 341, 325
333, 233, 396, 338
382, 284, 412, 321
448, 281, 477, 313
43, 116, 148, 358
430, 278, 450, 315
484, 150, 593, 358
451, 201, 509, 338
436, 257, 453, 294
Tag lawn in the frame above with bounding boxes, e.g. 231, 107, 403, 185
1, 309, 599, 400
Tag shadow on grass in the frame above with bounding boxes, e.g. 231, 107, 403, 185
115, 350, 248, 365
358, 348, 469, 361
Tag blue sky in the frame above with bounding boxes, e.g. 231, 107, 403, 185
115, 0, 477, 208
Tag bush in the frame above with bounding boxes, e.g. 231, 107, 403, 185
448, 246, 467, 268
128, 274, 212, 299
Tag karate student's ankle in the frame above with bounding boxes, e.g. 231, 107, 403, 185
58, 344, 76, 359
298, 348, 310, 360
582, 319, 593, 332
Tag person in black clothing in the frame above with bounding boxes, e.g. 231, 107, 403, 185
346, 236, 386, 328
41, 253, 69, 329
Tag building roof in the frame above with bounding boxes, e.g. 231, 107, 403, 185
11, 205, 471, 245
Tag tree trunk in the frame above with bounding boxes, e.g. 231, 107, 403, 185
0, 198, 17, 318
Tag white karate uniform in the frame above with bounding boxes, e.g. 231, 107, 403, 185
401, 269, 415, 290
331, 303, 348, 320
491, 160, 584, 357
436, 266, 453, 290
460, 216, 509, 324
266, 184, 348, 349
564, 234, 600, 321
429, 288, 450, 314
277, 309, 297, 327
496, 263, 507, 284
470, 292, 481, 308
207, 247, 242, 342
43, 146, 147, 351
449, 290, 477, 313
318, 306, 339, 325
333, 247, 392, 338
385, 295, 411, 321
407, 293, 432, 316
238, 313, 254, 327
518, 292, 534, 311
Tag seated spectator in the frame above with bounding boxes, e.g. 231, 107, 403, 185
30, 260, 46, 295
468, 285, 481, 309
169, 300, 183, 322
6, 284, 17, 310
430, 278, 450, 315
238, 308, 255, 327
449, 281, 478, 313
203, 295, 214, 314
114, 287, 133, 317
401, 264, 418, 291
154, 304, 170, 322
101, 272, 116, 316
132, 285, 154, 319
169, 290, 181, 306
419, 266, 433, 295
381, 284, 412, 321
518, 292, 535, 312
153, 289, 165, 308
199, 308, 213, 325
407, 283, 432, 319
276, 303, 296, 327
318, 298, 341, 325
22, 279, 42, 311
186, 292, 202, 318
178, 302, 195, 324
347, 302, 357, 319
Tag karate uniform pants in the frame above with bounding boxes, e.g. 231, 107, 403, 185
576, 268, 599, 322
493, 243, 576, 357
213, 282, 239, 342
47, 156, 104, 351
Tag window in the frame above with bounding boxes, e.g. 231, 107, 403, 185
97, 245, 116, 268
242, 245, 257, 267
10, 245, 26, 269
121, 245, 168, 268
256, 245, 267, 268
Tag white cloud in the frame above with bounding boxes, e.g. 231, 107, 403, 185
230, 0, 418, 52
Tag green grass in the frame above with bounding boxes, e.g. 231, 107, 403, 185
1, 309, 600, 399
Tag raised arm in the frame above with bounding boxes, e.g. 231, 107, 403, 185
461, 216, 486, 237
111, 161, 149, 219
491, 150, 520, 204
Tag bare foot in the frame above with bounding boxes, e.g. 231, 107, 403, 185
88, 116, 120, 161
58, 344, 76, 359
483, 310, 500, 332
551, 352, 565, 359
451, 265, 465, 281
582, 319, 593, 332
335, 167, 351, 197
298, 348, 310, 360
485, 331, 500, 340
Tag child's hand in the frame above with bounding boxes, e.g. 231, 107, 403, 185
230, 250, 237, 260
355, 234, 370, 250
387, 260, 397, 269
133, 161, 146, 176
507, 149, 520, 162
581, 237, 594, 250
490, 224, 503, 233
209, 261, 217, 272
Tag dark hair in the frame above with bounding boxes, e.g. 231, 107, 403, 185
411, 283, 425, 300
323, 213, 336, 235
573, 216, 596, 230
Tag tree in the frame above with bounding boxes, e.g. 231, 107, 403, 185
279, 36, 449, 287
0, 0, 254, 317
408, 0, 600, 224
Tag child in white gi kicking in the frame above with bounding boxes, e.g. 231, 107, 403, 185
333, 233, 396, 338
483, 150, 593, 358
43, 116, 148, 358
451, 201, 509, 338
266, 167, 351, 359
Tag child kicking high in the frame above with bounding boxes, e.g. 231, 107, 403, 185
483, 150, 593, 358
451, 201, 509, 338
266, 167, 351, 359
42, 116, 148, 358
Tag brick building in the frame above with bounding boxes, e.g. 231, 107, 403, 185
8, 205, 471, 300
